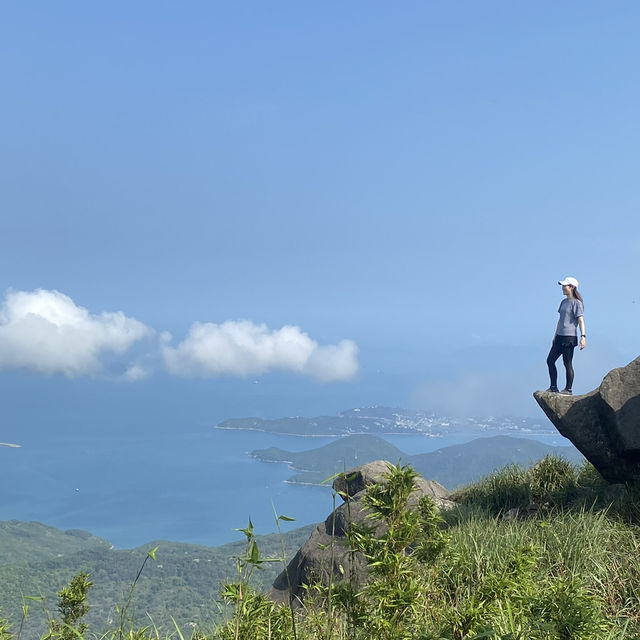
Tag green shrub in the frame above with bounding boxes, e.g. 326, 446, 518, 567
43, 572, 92, 640
452, 464, 532, 514
575, 460, 607, 490
341, 463, 447, 640
529, 455, 578, 505
537, 576, 609, 639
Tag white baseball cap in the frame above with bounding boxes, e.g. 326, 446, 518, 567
558, 277, 579, 287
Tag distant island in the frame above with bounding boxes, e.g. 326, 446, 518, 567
250, 434, 584, 489
217, 406, 553, 438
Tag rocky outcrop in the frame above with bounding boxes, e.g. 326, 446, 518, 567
534, 356, 640, 483
267, 460, 452, 605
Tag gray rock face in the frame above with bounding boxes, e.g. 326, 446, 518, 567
332, 459, 451, 503
267, 460, 452, 605
534, 356, 640, 483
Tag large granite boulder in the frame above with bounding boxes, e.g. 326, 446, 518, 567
533, 355, 640, 483
267, 460, 452, 605
332, 459, 451, 503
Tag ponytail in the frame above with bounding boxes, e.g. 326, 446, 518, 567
572, 287, 583, 304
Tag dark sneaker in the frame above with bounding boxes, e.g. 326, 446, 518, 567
559, 389, 573, 395
546, 387, 559, 393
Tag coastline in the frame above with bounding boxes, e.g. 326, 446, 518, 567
283, 479, 327, 487
217, 425, 443, 438
248, 455, 295, 466
217, 424, 556, 439
246, 455, 314, 476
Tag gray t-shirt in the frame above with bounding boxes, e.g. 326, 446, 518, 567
556, 298, 584, 336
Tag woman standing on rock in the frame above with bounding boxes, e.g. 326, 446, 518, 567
546, 277, 586, 395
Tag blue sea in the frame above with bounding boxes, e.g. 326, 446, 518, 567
2, 425, 328, 548
0, 374, 569, 549
1, 423, 570, 549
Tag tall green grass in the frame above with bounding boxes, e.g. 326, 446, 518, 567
6, 455, 640, 639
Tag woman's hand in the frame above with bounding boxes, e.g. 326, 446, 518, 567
578, 317, 586, 350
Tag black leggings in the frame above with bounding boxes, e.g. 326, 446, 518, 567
546, 334, 577, 390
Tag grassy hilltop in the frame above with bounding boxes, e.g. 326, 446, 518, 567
2, 456, 640, 639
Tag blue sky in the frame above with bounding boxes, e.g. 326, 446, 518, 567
1, 2, 639, 422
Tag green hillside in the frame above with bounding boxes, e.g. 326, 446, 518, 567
252, 434, 583, 488
409, 435, 584, 488
252, 434, 404, 483
0, 523, 315, 635
0, 520, 110, 565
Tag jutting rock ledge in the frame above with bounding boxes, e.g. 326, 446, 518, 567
534, 355, 640, 483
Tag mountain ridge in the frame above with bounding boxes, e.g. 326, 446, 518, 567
251, 434, 584, 488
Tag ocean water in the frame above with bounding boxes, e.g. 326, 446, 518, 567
1, 420, 570, 549
2, 427, 332, 548
0, 372, 573, 549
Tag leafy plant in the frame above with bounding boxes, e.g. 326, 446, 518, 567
219, 519, 288, 640
44, 572, 92, 640
343, 462, 446, 640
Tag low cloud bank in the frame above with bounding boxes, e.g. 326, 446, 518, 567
163, 320, 359, 382
0, 289, 359, 383
0, 289, 150, 377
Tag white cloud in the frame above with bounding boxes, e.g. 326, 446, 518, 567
0, 289, 151, 377
163, 320, 359, 382
0, 289, 359, 383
